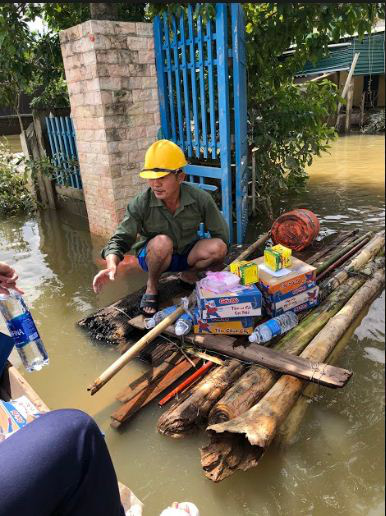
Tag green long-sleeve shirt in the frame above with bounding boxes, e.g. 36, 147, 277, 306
101, 182, 229, 260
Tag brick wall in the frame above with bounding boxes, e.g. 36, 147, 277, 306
60, 20, 160, 237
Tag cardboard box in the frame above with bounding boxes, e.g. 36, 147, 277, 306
253, 256, 316, 297
264, 248, 282, 271
265, 286, 319, 317
193, 312, 255, 335
263, 280, 317, 303
272, 244, 292, 268
196, 282, 262, 319
240, 262, 259, 285
229, 260, 248, 276
0, 396, 40, 441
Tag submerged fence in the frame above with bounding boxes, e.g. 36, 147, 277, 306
45, 116, 82, 190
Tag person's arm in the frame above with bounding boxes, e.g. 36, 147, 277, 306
203, 194, 230, 248
0, 262, 23, 295
93, 197, 143, 294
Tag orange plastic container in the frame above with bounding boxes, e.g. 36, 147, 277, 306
271, 209, 320, 251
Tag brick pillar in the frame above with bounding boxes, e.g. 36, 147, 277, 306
60, 21, 160, 237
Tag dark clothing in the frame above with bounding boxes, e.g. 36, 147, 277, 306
101, 183, 229, 260
137, 239, 197, 272
0, 409, 124, 516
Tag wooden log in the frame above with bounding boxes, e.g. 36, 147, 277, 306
157, 360, 246, 438
110, 357, 200, 428
203, 267, 385, 481
116, 351, 185, 403
208, 366, 278, 424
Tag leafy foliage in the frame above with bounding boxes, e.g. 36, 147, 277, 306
0, 141, 35, 216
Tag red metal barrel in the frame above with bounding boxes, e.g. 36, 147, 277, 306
271, 209, 320, 251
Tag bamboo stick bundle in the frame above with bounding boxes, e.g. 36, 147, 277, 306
306, 229, 359, 265
202, 267, 385, 482
319, 230, 385, 296
157, 359, 246, 438
315, 232, 372, 276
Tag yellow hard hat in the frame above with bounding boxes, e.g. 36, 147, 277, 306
139, 139, 188, 179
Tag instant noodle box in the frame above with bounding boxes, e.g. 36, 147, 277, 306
239, 262, 259, 285
193, 311, 255, 335
265, 285, 319, 317
196, 283, 262, 319
229, 260, 249, 276
272, 244, 292, 268
252, 256, 317, 297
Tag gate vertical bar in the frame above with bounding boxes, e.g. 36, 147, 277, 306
179, 14, 193, 157
231, 4, 248, 244
216, 3, 233, 243
206, 19, 217, 159
172, 16, 184, 148
187, 5, 200, 158
163, 13, 177, 142
197, 15, 208, 158
154, 16, 170, 139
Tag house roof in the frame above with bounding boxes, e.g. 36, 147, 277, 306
295, 32, 385, 77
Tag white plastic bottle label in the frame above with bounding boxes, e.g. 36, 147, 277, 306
6, 313, 40, 348
264, 319, 282, 338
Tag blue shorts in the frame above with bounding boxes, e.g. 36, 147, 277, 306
137, 241, 197, 273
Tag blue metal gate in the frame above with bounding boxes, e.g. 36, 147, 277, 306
45, 116, 82, 190
153, 3, 248, 244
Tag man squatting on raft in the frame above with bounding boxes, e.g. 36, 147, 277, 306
93, 139, 229, 315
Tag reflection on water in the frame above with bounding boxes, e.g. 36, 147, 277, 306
0, 135, 384, 515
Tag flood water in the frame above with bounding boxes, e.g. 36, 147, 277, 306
0, 134, 384, 515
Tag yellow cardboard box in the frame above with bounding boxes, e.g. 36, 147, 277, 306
264, 248, 282, 271
272, 244, 292, 268
229, 260, 248, 276
239, 262, 259, 285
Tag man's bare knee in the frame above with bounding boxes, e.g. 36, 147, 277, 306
212, 239, 227, 261
147, 235, 173, 260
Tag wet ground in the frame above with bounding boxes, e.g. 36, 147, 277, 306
0, 134, 384, 515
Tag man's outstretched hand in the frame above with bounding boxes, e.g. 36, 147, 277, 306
0, 262, 24, 295
92, 254, 121, 294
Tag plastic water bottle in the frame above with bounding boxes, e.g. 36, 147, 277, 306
249, 311, 298, 344
0, 290, 49, 372
174, 312, 193, 336
144, 305, 177, 329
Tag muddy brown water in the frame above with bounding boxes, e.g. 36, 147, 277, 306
0, 134, 384, 515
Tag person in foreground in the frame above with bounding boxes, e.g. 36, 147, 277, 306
93, 139, 229, 315
0, 262, 199, 516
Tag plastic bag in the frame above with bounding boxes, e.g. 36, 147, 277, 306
199, 271, 241, 294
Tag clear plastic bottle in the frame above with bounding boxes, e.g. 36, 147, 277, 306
249, 311, 298, 344
144, 305, 177, 329
0, 290, 49, 372
174, 312, 193, 336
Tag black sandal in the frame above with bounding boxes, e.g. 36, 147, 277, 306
140, 293, 159, 316
178, 278, 196, 291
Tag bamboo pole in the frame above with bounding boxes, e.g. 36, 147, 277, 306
335, 52, 360, 127
88, 232, 270, 395
208, 267, 385, 451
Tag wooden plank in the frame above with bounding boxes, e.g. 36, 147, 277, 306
194, 338, 352, 388
110, 358, 200, 428
116, 351, 185, 403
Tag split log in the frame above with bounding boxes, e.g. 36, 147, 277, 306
203, 267, 385, 481
157, 359, 246, 438
110, 357, 200, 428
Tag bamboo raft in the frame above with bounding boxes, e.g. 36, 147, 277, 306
78, 228, 385, 482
